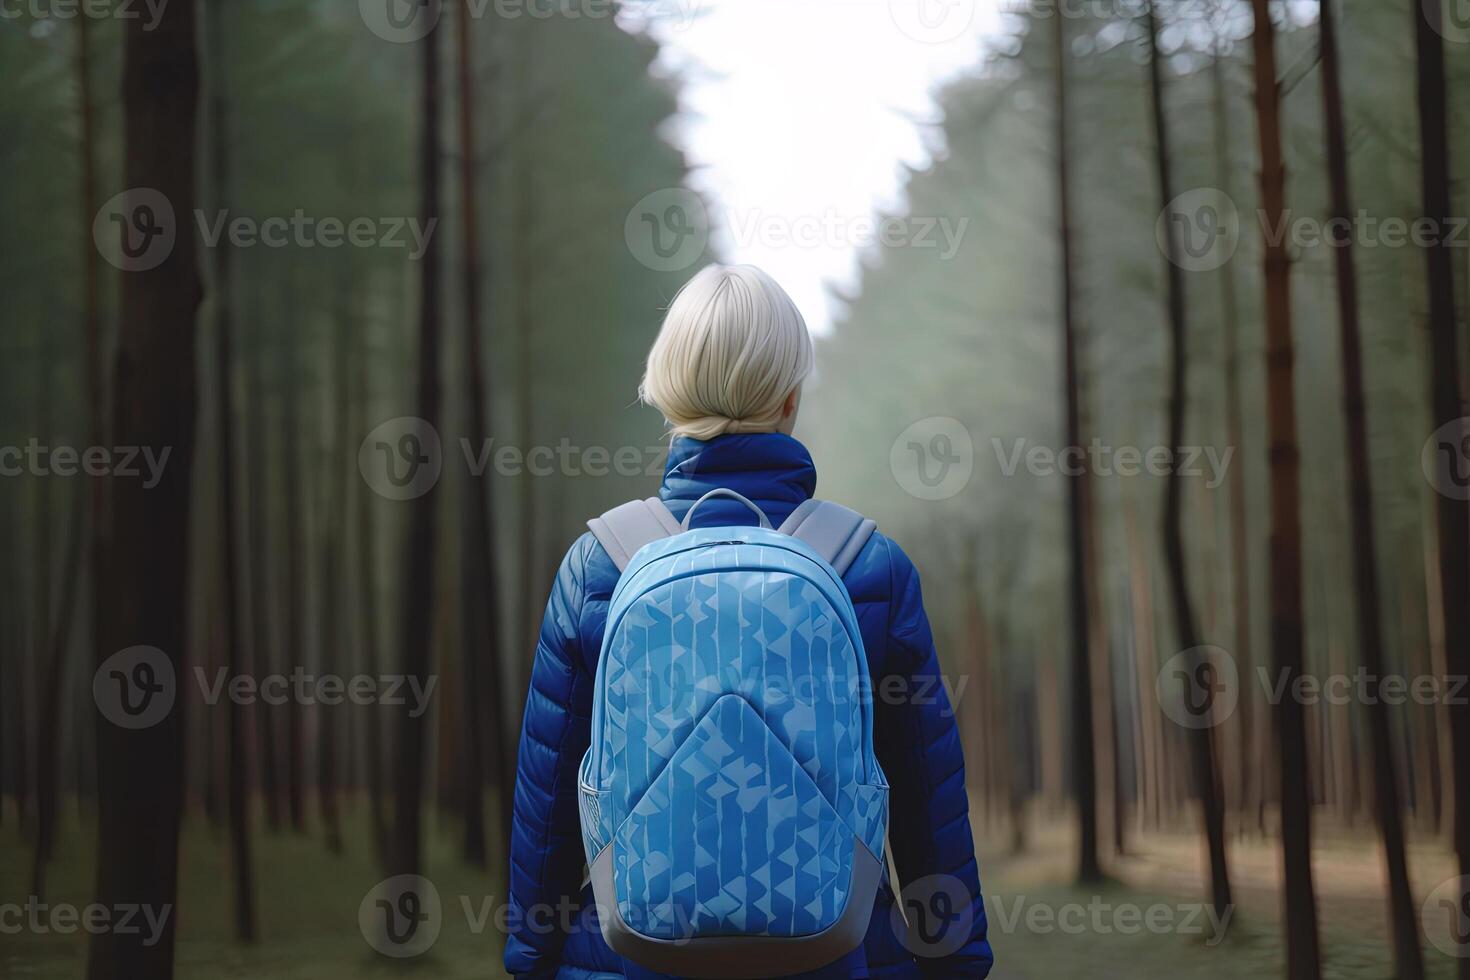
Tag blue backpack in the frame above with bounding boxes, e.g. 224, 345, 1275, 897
580, 489, 889, 978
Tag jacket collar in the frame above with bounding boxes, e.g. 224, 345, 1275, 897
658, 433, 817, 528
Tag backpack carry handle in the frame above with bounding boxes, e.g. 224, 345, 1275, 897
680, 488, 772, 530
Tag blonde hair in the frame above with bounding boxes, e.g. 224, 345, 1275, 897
640, 264, 814, 441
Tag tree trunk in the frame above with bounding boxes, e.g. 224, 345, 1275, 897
1415, 10, 1470, 975
1052, 8, 1100, 884
391, 23, 444, 878
318, 273, 352, 858
1078, 388, 1119, 855
24, 323, 52, 838
1124, 492, 1162, 832
206, 0, 257, 938
280, 279, 306, 835
1209, 27, 1258, 828
513, 21, 539, 673
356, 295, 390, 863
0, 512, 9, 828
1148, 0, 1231, 923
31, 492, 84, 898
456, 0, 509, 866
245, 286, 282, 834
1248, 2, 1322, 975
33, 12, 102, 898
87, 2, 200, 975
1323, 4, 1422, 961
1420, 492, 1451, 834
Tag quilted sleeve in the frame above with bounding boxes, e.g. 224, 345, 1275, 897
504, 535, 597, 978
875, 539, 993, 978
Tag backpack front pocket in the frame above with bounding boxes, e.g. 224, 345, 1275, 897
609, 693, 856, 942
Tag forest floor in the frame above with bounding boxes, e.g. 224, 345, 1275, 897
974, 814, 1461, 979
0, 798, 1462, 978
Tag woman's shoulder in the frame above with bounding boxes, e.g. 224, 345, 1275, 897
842, 526, 917, 604
556, 529, 622, 601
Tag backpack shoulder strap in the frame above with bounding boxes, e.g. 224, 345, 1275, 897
778, 500, 877, 578
587, 497, 682, 573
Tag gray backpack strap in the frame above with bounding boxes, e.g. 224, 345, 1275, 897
588, 497, 682, 572
778, 500, 877, 578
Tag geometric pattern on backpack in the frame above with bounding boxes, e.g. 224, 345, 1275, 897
579, 529, 888, 944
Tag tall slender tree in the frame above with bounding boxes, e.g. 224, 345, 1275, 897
355, 293, 390, 863
1053, 5, 1101, 884
32, 11, 101, 899
1209, 4, 1257, 827
1319, 0, 1423, 973
280, 276, 306, 835
1415, 11, 1470, 973
245, 285, 282, 834
1248, 1, 1322, 975
391, 19, 445, 879
319, 265, 353, 857
205, 0, 256, 939
1147, 0, 1231, 922
88, 0, 200, 974
22, 319, 50, 839
456, 0, 513, 865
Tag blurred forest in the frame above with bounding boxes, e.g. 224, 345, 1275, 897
2, 0, 1470, 977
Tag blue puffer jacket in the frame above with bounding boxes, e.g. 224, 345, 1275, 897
505, 433, 992, 979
